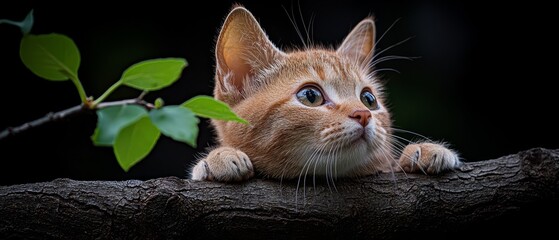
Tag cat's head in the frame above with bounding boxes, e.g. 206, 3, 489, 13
211, 6, 393, 179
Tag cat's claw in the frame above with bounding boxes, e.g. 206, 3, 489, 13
398, 143, 460, 174
191, 147, 254, 182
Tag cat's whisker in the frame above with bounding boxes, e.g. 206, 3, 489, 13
370, 55, 415, 68
371, 135, 399, 179
283, 4, 307, 49
381, 136, 397, 159
302, 148, 320, 203
389, 134, 409, 145
412, 158, 428, 175
372, 18, 401, 53
396, 145, 428, 175
296, 2, 313, 48
391, 127, 433, 141
296, 143, 324, 205
311, 143, 329, 197
385, 136, 413, 163
389, 145, 406, 157
314, 144, 329, 195
333, 144, 339, 179
330, 143, 341, 193
324, 143, 334, 193
380, 142, 402, 180
371, 68, 401, 75
389, 140, 408, 152
309, 13, 316, 48
386, 134, 418, 154
295, 150, 312, 206
319, 142, 333, 193
386, 133, 415, 145
380, 132, 408, 176
371, 37, 413, 63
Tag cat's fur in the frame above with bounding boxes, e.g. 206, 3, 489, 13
190, 6, 460, 182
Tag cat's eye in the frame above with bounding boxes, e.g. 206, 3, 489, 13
361, 90, 379, 110
296, 86, 324, 107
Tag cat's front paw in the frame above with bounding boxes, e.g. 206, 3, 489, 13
191, 147, 254, 182
398, 142, 460, 174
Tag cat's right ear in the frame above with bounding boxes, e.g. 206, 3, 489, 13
215, 6, 284, 100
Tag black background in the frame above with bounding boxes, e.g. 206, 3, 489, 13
0, 1, 556, 185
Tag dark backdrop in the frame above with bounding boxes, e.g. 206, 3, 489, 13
0, 1, 556, 185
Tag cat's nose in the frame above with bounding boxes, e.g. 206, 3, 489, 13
349, 110, 372, 127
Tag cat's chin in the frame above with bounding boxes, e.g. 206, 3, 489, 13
342, 139, 374, 158
352, 133, 369, 145
346, 129, 374, 150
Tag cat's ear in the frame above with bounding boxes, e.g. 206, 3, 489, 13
337, 18, 376, 66
215, 6, 284, 95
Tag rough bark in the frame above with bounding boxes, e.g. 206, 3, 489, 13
1, 148, 558, 239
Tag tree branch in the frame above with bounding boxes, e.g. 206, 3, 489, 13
0, 104, 84, 140
0, 98, 154, 141
1, 148, 557, 239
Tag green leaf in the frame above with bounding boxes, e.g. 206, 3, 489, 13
114, 116, 160, 172
20, 33, 80, 81
182, 95, 248, 124
121, 58, 187, 91
20, 9, 34, 34
149, 106, 199, 147
92, 105, 148, 146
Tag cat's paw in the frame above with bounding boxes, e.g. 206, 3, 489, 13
398, 142, 460, 174
190, 147, 254, 182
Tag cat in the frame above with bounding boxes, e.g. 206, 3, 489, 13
190, 6, 460, 182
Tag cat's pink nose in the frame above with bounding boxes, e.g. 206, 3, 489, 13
349, 110, 372, 127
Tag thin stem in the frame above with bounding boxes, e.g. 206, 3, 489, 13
0, 19, 22, 27
137, 90, 149, 100
97, 99, 154, 109
92, 80, 122, 107
68, 74, 88, 105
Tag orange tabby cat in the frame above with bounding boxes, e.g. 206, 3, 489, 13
190, 6, 460, 182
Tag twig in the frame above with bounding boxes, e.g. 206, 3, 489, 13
0, 98, 154, 141
137, 90, 149, 100
96, 99, 154, 109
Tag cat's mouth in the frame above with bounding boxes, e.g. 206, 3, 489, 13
348, 128, 369, 146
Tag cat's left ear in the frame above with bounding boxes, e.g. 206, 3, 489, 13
215, 7, 285, 96
337, 18, 376, 65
